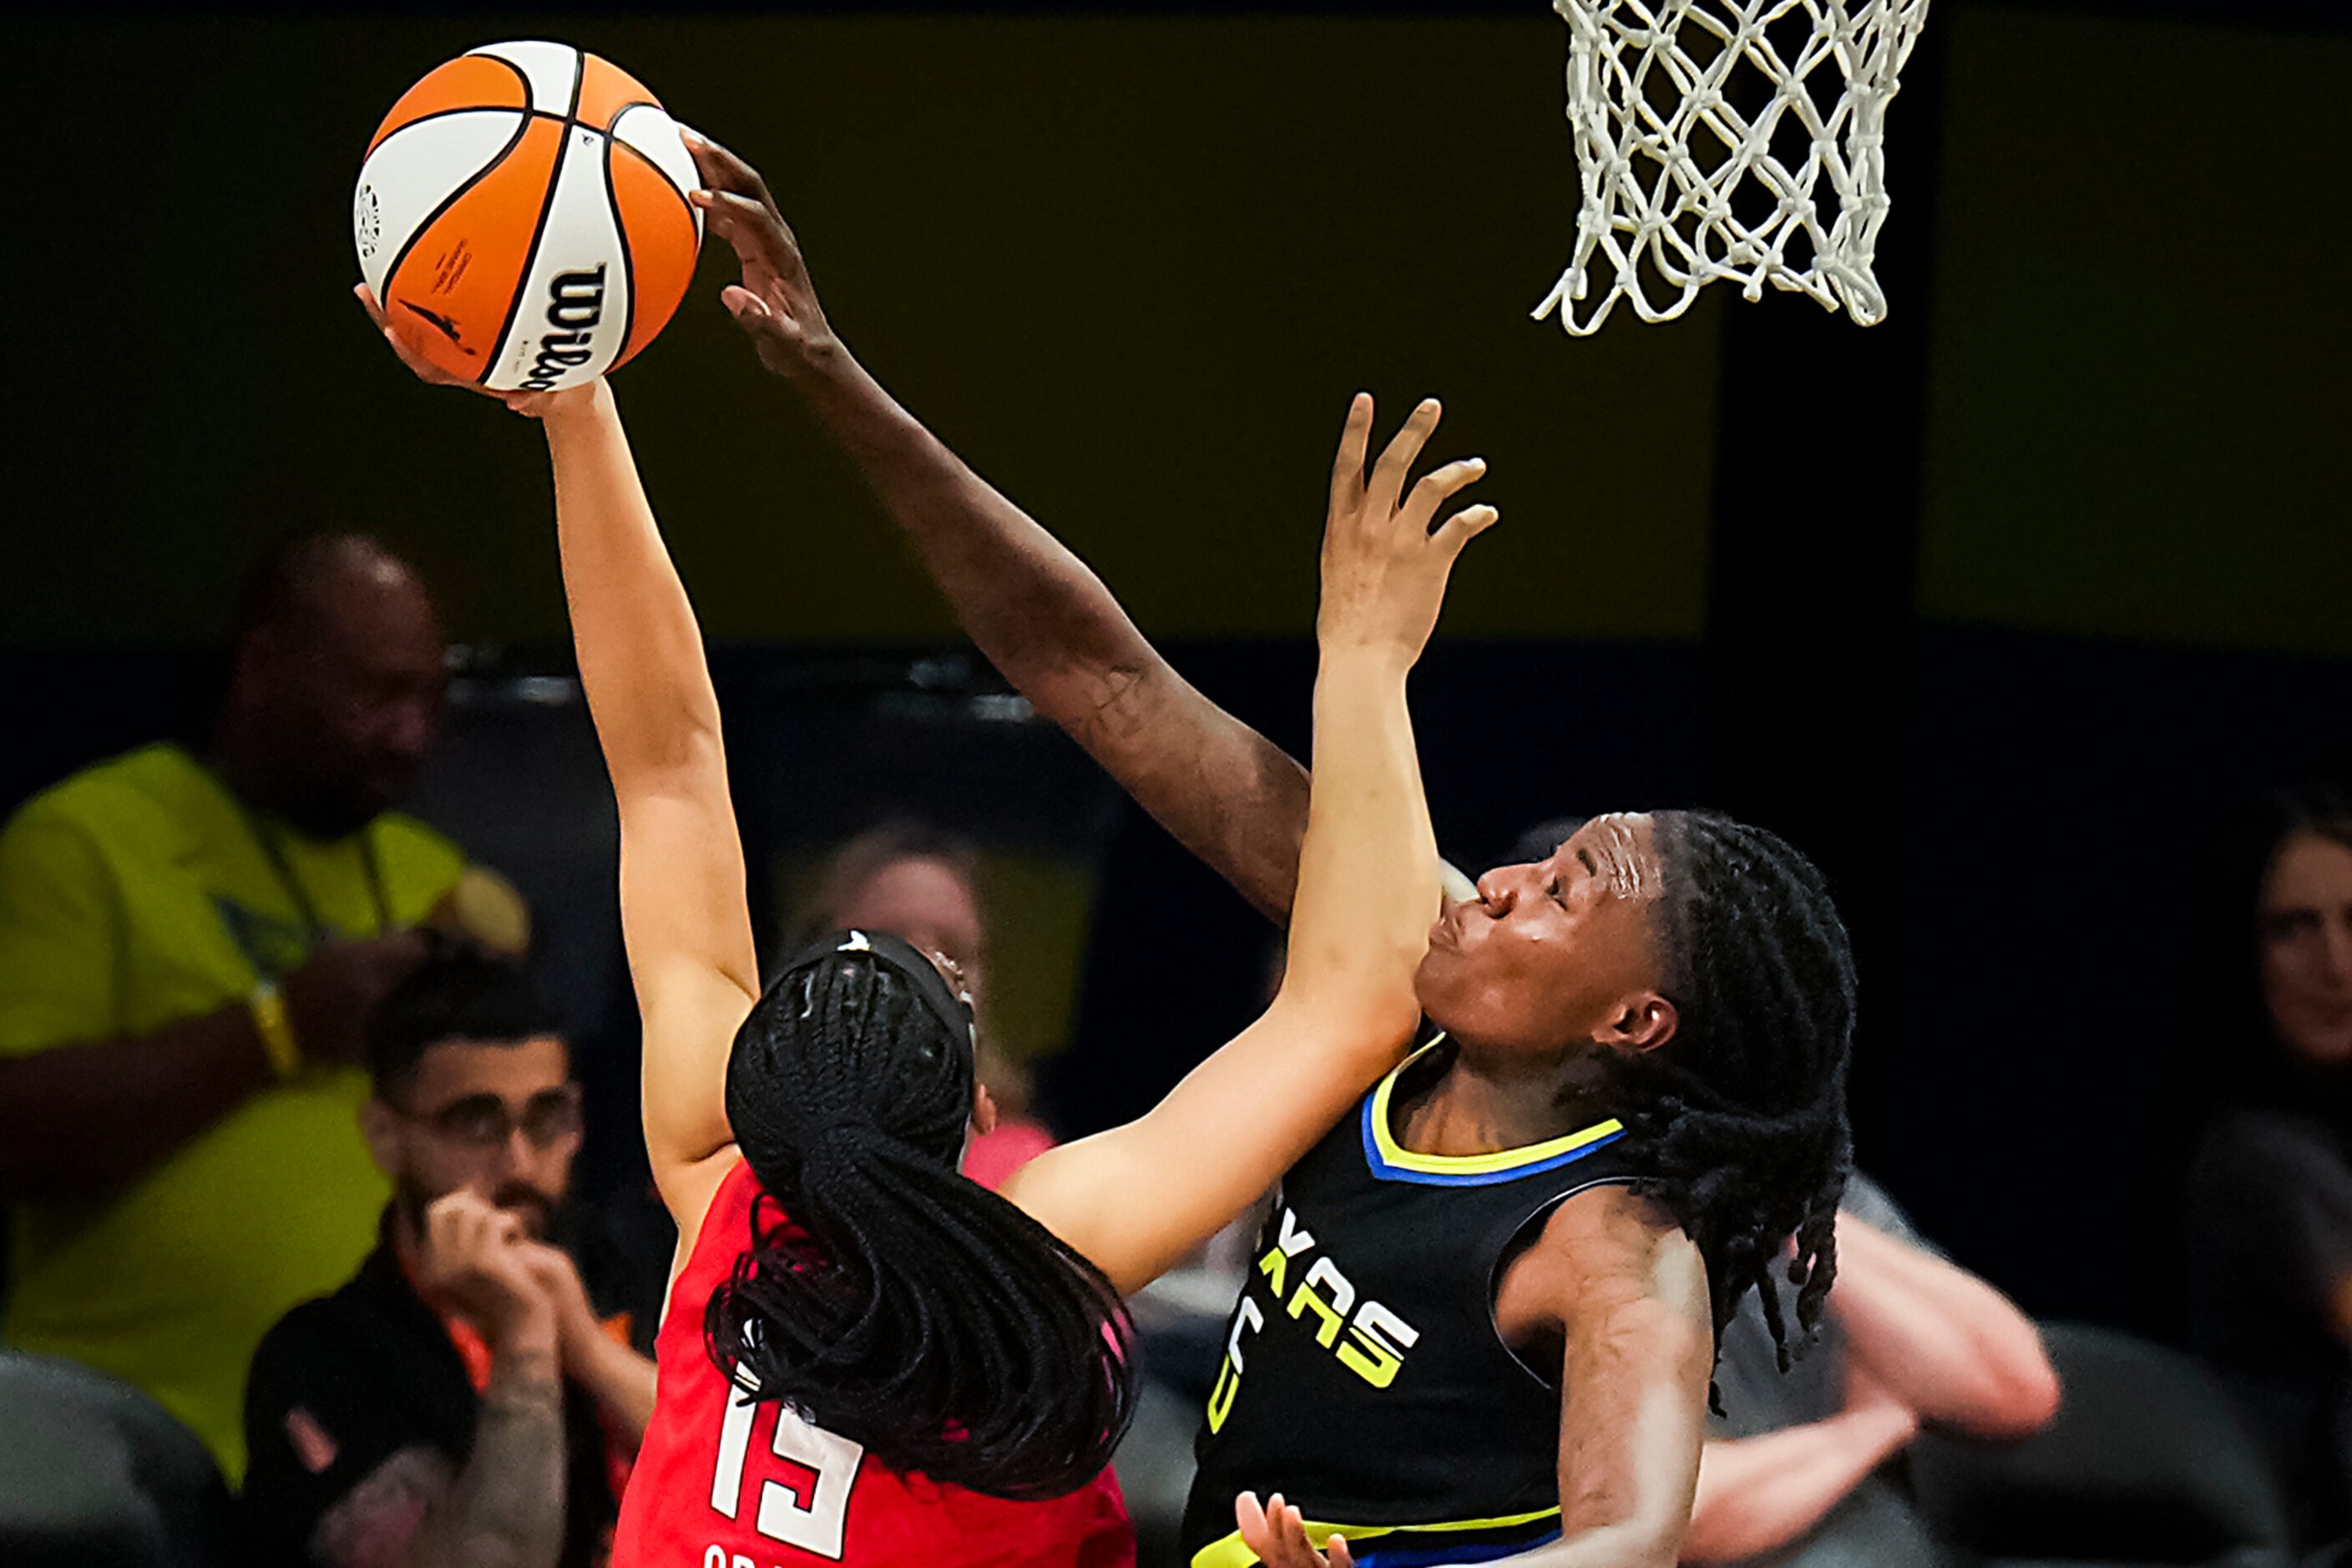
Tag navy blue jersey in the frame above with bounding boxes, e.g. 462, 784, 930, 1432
1181, 1043, 1657, 1568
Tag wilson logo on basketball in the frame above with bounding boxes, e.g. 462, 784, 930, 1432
354, 186, 381, 260
518, 266, 609, 391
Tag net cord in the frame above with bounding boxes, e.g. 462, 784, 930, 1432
1534, 0, 1931, 335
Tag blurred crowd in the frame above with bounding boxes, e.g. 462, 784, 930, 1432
0, 533, 2346, 1568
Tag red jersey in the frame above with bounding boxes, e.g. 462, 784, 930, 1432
612, 1158, 1134, 1568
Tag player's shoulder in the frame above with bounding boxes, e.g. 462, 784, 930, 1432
1531, 1183, 1701, 1294
1550, 1178, 1684, 1240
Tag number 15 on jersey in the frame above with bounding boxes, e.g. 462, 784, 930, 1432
710, 1373, 867, 1560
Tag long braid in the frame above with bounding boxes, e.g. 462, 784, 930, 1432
1615, 811, 1855, 1408
704, 937, 1134, 1500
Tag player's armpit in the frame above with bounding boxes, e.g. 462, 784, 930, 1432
309, 1446, 454, 1568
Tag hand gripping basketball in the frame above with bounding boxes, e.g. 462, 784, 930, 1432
682, 132, 840, 377
354, 283, 589, 421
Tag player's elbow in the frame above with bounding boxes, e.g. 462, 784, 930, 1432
1677, 1492, 1751, 1565
1588, 1514, 1687, 1568
1972, 1343, 2063, 1439
1940, 1327, 2062, 1440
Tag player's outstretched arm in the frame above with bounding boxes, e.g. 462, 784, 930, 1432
1000, 396, 1494, 1294
356, 286, 757, 1229
686, 133, 1320, 925
534, 386, 759, 1222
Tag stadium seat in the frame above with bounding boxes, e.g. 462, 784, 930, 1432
1906, 1323, 2298, 1568
0, 1352, 239, 1568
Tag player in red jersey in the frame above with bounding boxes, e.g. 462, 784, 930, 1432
358, 256, 1492, 1564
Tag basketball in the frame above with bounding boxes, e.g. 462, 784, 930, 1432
353, 41, 701, 392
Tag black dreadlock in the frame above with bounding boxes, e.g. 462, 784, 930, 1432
1614, 810, 1856, 1405
704, 933, 1135, 1501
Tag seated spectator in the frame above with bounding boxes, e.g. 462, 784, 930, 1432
242, 942, 655, 1568
0, 533, 525, 1479
1683, 1171, 2061, 1565
792, 820, 1054, 1188
2186, 781, 2352, 1554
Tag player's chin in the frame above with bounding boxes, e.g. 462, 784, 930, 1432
1410, 943, 1456, 1018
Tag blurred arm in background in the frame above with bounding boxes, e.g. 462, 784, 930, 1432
0, 807, 423, 1201
1682, 1208, 2060, 1564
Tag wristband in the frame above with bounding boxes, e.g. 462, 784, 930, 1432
249, 983, 301, 1080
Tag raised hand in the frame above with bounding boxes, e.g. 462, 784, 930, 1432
1236, 1491, 1356, 1568
682, 130, 840, 376
1316, 395, 1496, 663
412, 1191, 559, 1348
352, 283, 589, 419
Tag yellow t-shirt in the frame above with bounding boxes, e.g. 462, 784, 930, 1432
0, 742, 468, 1479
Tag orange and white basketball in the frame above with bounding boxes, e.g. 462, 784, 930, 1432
354, 42, 701, 392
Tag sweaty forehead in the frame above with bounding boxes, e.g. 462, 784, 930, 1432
1569, 813, 1662, 898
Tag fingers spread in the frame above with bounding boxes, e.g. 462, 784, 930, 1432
693, 188, 802, 281
1367, 397, 1442, 514
690, 187, 770, 239
1328, 392, 1373, 508
1401, 456, 1487, 531
718, 283, 776, 328
1432, 503, 1501, 557
1235, 1491, 1270, 1545
681, 129, 771, 207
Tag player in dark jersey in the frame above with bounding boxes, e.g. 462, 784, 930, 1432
690, 142, 1856, 1568
358, 260, 1495, 1564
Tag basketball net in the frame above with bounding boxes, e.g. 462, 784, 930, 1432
1534, 0, 1932, 335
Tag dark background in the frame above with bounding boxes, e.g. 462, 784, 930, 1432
3, 1, 2347, 1343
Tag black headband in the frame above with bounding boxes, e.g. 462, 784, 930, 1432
776, 928, 977, 1057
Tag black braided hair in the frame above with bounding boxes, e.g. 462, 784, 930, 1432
704, 933, 1134, 1500
1614, 810, 1856, 1405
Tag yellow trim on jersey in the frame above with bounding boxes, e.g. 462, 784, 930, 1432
1368, 1041, 1623, 1176
1190, 1504, 1562, 1568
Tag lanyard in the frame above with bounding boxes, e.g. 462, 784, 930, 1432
229, 793, 393, 942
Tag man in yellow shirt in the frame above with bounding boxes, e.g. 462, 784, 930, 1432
0, 534, 505, 1479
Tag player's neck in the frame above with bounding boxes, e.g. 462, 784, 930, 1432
1399, 1044, 1603, 1157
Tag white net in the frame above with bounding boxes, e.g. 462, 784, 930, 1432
1534, 0, 1932, 335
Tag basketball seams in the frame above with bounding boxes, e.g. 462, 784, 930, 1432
599, 131, 641, 374
370, 105, 569, 159
480, 45, 590, 387
367, 52, 529, 154
363, 43, 694, 393
608, 108, 697, 208
374, 109, 536, 345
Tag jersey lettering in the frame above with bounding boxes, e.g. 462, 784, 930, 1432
1336, 1299, 1422, 1389
1289, 1257, 1357, 1348
1206, 1297, 1264, 1434
1257, 1207, 1318, 1296
711, 1373, 865, 1559
1215, 1203, 1420, 1428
